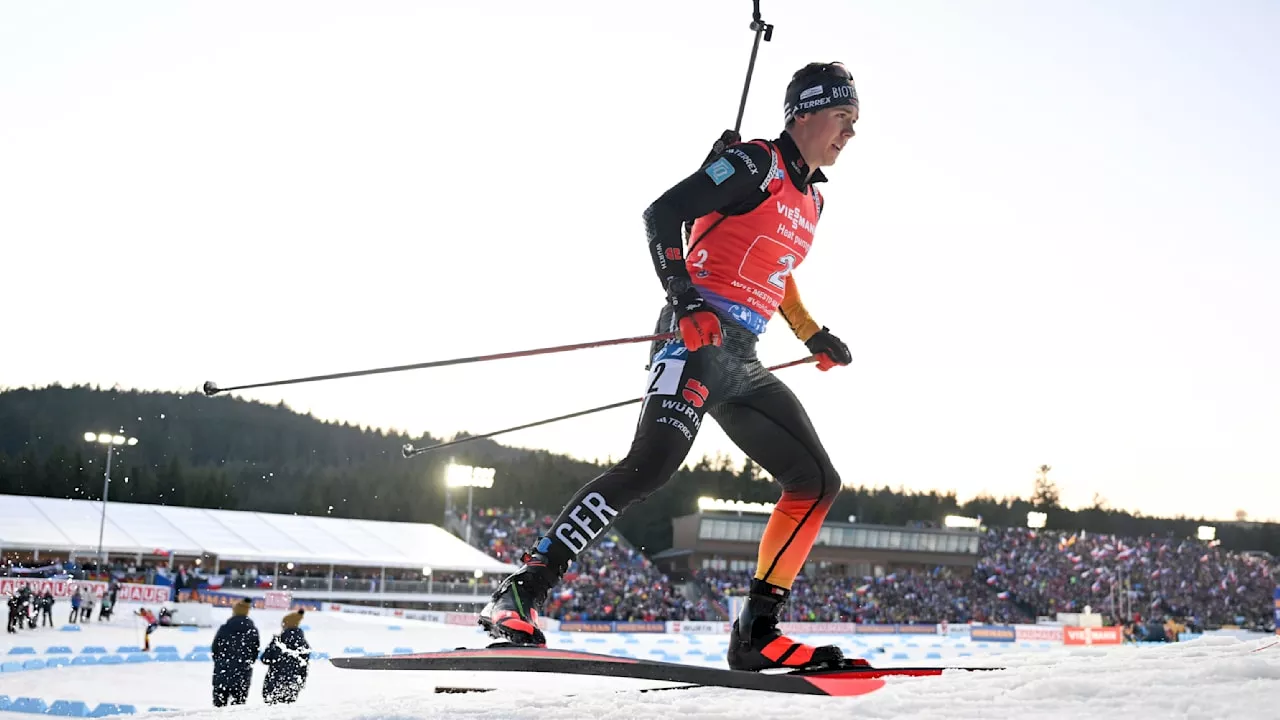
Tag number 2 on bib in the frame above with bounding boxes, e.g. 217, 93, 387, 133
645, 358, 685, 397
737, 236, 804, 297
768, 254, 796, 290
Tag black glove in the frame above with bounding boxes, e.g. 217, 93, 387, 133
805, 327, 851, 371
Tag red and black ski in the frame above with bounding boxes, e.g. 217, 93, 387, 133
331, 645, 987, 697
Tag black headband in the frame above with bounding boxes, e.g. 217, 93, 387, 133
784, 63, 859, 123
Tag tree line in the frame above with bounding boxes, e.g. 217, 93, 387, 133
1, 385, 1276, 557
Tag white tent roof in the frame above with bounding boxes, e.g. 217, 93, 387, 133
0, 494, 516, 574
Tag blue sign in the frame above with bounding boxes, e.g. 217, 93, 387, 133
705, 157, 736, 186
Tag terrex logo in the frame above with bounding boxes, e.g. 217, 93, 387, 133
776, 201, 816, 233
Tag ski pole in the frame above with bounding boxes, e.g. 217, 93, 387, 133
202, 332, 676, 396
400, 354, 818, 458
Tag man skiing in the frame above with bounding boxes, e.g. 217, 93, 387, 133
480, 62, 859, 672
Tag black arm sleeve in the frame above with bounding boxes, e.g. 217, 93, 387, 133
643, 143, 774, 293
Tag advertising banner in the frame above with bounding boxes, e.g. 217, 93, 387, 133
852, 624, 898, 634
667, 621, 733, 634
897, 624, 940, 635
970, 626, 1017, 642
402, 610, 447, 623
1015, 624, 1064, 643
559, 621, 614, 633
0, 578, 107, 599
779, 622, 859, 634
263, 591, 293, 610
1063, 625, 1123, 646
332, 603, 384, 617
193, 590, 321, 611
557, 621, 667, 633
115, 583, 172, 604
613, 622, 666, 633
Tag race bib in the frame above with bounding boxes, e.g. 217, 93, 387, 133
737, 235, 798, 295
645, 343, 687, 397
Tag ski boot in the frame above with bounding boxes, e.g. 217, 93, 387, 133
727, 579, 844, 672
477, 551, 560, 647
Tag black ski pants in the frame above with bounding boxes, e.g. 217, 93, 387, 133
213, 676, 251, 707
536, 304, 841, 588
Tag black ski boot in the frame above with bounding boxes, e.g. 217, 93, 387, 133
727, 580, 844, 672
477, 551, 561, 647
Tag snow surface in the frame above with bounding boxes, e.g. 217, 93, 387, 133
1, 603, 1277, 719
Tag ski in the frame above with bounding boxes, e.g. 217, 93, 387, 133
331, 645, 991, 697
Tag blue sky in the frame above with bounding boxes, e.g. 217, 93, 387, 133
2, 1, 1277, 523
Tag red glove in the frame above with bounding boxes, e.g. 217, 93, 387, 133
678, 311, 722, 352
667, 278, 722, 352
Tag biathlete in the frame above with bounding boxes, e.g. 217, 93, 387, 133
137, 607, 159, 651
480, 62, 860, 672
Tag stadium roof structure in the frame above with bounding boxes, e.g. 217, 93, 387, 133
0, 494, 516, 574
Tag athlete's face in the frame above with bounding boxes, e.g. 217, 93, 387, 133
796, 105, 858, 168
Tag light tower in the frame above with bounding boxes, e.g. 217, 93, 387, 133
83, 430, 138, 566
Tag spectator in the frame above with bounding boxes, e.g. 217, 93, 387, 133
5, 592, 18, 633
261, 609, 311, 704
212, 599, 260, 707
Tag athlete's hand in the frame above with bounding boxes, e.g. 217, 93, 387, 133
805, 327, 851, 371
667, 278, 722, 352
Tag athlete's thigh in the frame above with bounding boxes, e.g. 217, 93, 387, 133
633, 339, 721, 451
710, 372, 839, 496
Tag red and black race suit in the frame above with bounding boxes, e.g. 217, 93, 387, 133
534, 132, 841, 591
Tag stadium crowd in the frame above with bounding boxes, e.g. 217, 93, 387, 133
466, 507, 1277, 632
976, 526, 1276, 629
698, 565, 1026, 625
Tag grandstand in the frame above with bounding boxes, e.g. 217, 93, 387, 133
5, 494, 1275, 630
463, 505, 1276, 629
0, 494, 515, 605
652, 510, 982, 578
